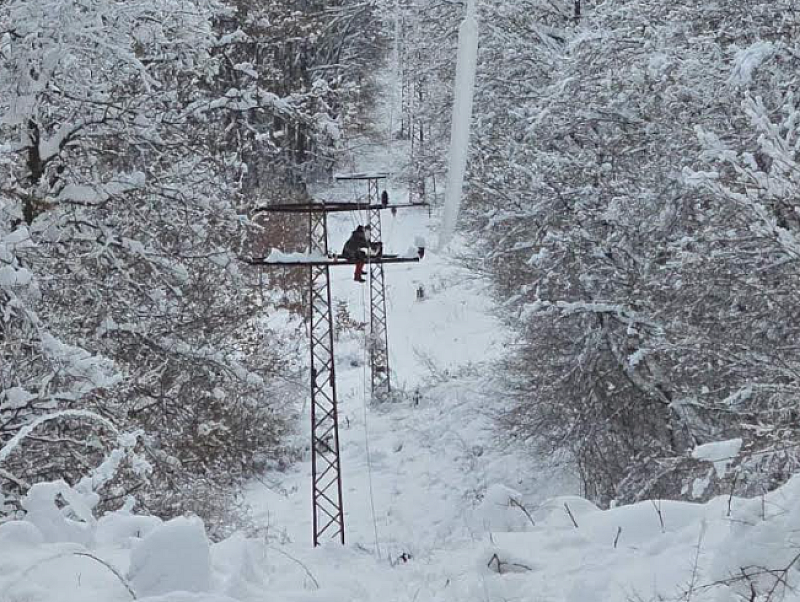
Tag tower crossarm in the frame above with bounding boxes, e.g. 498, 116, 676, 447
253, 201, 428, 214
243, 255, 422, 267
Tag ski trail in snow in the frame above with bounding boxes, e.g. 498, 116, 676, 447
244, 64, 578, 555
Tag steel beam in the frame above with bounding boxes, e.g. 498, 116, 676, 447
245, 255, 422, 267
254, 201, 426, 214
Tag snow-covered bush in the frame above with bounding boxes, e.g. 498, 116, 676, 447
472, 484, 536, 533
0, 0, 314, 530
0, 480, 219, 601
0, 215, 125, 510
453, 0, 800, 505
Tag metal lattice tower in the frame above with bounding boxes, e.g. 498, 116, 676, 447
247, 195, 426, 547
307, 211, 345, 546
365, 179, 392, 402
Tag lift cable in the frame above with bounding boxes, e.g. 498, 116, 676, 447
359, 262, 382, 559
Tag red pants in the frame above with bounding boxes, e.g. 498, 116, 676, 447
354, 262, 365, 280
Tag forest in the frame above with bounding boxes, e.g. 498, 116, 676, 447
0, 0, 387, 533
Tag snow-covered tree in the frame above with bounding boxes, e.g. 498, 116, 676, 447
0, 0, 299, 529
462, 0, 800, 504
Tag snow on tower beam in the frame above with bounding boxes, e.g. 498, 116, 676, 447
333, 171, 390, 180
253, 201, 428, 214
244, 255, 422, 267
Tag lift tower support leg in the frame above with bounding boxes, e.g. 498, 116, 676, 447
366, 178, 392, 402
308, 211, 345, 546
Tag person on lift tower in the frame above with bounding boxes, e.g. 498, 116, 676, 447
342, 225, 382, 282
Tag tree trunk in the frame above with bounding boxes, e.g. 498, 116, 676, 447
24, 120, 44, 225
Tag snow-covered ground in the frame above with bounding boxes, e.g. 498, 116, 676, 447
4, 456, 800, 602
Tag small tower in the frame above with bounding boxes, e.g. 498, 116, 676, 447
247, 193, 425, 546
335, 172, 392, 402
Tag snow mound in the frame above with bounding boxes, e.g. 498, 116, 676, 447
128, 516, 212, 597
537, 495, 600, 528
473, 484, 535, 533
138, 595, 240, 602
96, 512, 163, 547
2, 472, 800, 602
22, 480, 97, 545
452, 475, 800, 601
0, 520, 45, 548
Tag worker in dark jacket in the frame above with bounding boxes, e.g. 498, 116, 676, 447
342, 225, 382, 282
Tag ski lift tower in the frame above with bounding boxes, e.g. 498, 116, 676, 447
334, 172, 395, 402
246, 197, 424, 547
